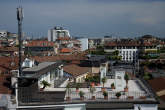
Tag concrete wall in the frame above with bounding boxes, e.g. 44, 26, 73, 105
134, 104, 158, 110
78, 38, 88, 51
38, 67, 63, 88
75, 72, 89, 83
92, 67, 99, 74
64, 104, 86, 110
115, 71, 126, 91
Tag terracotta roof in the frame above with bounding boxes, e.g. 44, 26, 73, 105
148, 77, 165, 101
143, 42, 156, 46
0, 46, 18, 52
148, 77, 165, 92
0, 74, 12, 94
60, 48, 72, 53
57, 37, 70, 41
0, 56, 19, 74
26, 40, 54, 47
33, 54, 86, 63
105, 41, 140, 47
63, 64, 91, 77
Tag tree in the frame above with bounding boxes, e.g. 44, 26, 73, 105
89, 86, 96, 100
124, 74, 129, 84
66, 83, 71, 101
40, 80, 51, 89
116, 92, 121, 98
111, 83, 115, 89
113, 50, 119, 56
101, 77, 107, 88
79, 91, 85, 98
103, 91, 108, 97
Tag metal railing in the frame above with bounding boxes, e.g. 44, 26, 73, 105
69, 91, 147, 100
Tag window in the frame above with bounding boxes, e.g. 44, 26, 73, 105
25, 60, 30, 67
117, 76, 121, 79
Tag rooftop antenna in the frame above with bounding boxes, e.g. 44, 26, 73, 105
17, 2, 24, 77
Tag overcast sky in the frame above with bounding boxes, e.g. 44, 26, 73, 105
0, 0, 165, 38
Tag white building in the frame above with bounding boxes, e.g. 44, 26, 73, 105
0, 30, 7, 38
78, 38, 88, 51
23, 61, 64, 88
104, 41, 140, 62
118, 48, 138, 62
48, 27, 71, 42
22, 58, 36, 68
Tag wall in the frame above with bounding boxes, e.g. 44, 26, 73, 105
75, 72, 89, 83
78, 38, 88, 51
134, 104, 158, 110
115, 71, 126, 91
118, 48, 138, 62
64, 104, 86, 110
22, 58, 35, 68
38, 67, 63, 88
92, 67, 99, 74
0, 30, 7, 38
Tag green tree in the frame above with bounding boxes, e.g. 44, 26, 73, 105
40, 80, 51, 89
101, 77, 107, 88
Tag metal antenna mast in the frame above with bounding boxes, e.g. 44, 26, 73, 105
17, 6, 23, 77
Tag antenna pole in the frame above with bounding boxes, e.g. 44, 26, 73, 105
17, 7, 23, 77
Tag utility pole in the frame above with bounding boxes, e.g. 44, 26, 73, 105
17, 7, 23, 77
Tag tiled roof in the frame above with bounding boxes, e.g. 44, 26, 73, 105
0, 46, 18, 52
105, 41, 140, 47
148, 77, 165, 101
60, 48, 72, 53
63, 64, 91, 77
0, 74, 12, 94
143, 42, 156, 46
148, 77, 165, 92
33, 54, 86, 63
26, 40, 54, 47
0, 56, 19, 74
57, 37, 70, 41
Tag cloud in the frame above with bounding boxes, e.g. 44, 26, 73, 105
0, 0, 165, 37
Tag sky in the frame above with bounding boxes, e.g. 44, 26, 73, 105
0, 0, 165, 38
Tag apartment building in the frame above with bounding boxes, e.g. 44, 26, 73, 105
48, 26, 70, 42
104, 40, 140, 62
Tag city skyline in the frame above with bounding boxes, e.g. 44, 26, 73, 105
0, 0, 165, 38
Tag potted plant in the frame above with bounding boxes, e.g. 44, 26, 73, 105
66, 84, 71, 101
96, 83, 100, 86
127, 96, 134, 99
75, 83, 81, 93
124, 74, 129, 92
139, 96, 146, 99
101, 77, 107, 92
115, 92, 121, 99
91, 82, 95, 87
111, 83, 115, 89
89, 86, 96, 100
40, 80, 51, 91
79, 91, 85, 100
103, 91, 108, 100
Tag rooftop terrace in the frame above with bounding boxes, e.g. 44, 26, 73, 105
18, 78, 158, 106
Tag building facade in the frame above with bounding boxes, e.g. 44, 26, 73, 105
78, 38, 88, 51
48, 26, 70, 42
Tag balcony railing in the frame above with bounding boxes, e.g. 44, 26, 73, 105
66, 89, 149, 101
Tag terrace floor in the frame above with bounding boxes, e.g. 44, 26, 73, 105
44, 79, 151, 101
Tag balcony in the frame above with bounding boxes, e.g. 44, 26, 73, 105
17, 78, 157, 106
